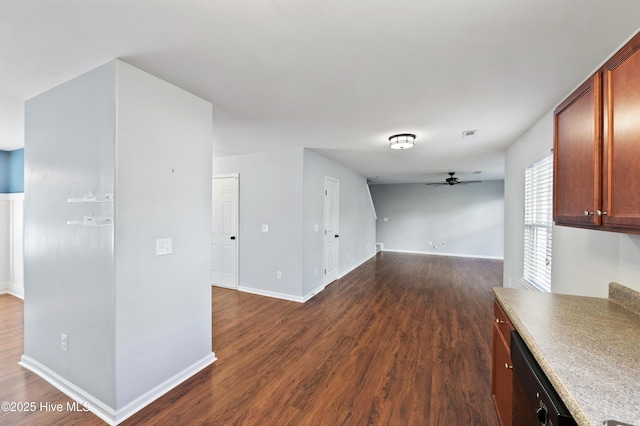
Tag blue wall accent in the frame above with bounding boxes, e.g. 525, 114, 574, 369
9, 148, 24, 193
0, 148, 24, 193
0, 150, 8, 192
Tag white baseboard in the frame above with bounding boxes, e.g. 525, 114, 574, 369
19, 352, 217, 425
302, 284, 326, 302
238, 286, 304, 303
212, 282, 237, 290
9, 283, 24, 299
381, 248, 504, 260
113, 352, 217, 424
19, 355, 117, 424
338, 252, 377, 279
238, 284, 326, 303
237, 252, 377, 304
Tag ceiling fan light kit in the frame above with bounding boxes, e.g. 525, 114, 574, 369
388, 133, 416, 150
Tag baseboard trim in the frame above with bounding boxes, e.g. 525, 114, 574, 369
9, 283, 24, 299
381, 249, 503, 260
238, 286, 304, 303
302, 284, 326, 302
19, 355, 117, 424
19, 352, 217, 425
338, 252, 377, 279
114, 352, 217, 424
212, 283, 237, 290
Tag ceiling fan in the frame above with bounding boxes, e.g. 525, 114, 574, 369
425, 172, 482, 186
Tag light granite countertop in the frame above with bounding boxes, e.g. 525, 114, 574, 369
494, 283, 640, 426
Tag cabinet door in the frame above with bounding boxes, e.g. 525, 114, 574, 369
492, 322, 513, 426
553, 73, 602, 226
602, 32, 640, 228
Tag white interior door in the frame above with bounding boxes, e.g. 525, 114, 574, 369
212, 175, 238, 288
324, 176, 339, 285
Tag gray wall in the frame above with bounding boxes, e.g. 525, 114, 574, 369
212, 148, 377, 301
113, 60, 213, 409
23, 60, 214, 416
302, 149, 377, 297
212, 149, 305, 299
370, 181, 504, 259
505, 111, 640, 297
24, 61, 118, 406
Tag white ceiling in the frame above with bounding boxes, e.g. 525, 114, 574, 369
2, 1, 640, 184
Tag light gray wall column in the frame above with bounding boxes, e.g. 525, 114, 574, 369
23, 59, 214, 420
24, 61, 117, 407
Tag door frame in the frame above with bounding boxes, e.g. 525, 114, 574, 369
212, 173, 239, 289
323, 176, 339, 286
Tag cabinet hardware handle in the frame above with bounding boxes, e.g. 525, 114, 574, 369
583, 210, 594, 216
596, 210, 608, 217
495, 318, 506, 324
504, 363, 513, 370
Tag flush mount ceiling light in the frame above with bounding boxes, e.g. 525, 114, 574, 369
388, 133, 416, 150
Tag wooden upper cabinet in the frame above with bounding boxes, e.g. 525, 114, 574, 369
602, 31, 640, 229
553, 73, 602, 227
553, 30, 640, 234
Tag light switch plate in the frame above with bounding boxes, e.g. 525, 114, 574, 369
262, 224, 269, 232
156, 238, 173, 256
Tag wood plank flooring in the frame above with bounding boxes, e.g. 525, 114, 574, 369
0, 252, 502, 425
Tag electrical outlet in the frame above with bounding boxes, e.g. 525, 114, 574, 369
61, 333, 68, 352
156, 238, 172, 256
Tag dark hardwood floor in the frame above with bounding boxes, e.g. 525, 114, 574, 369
0, 252, 502, 425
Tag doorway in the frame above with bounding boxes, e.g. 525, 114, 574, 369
324, 176, 339, 286
212, 175, 238, 288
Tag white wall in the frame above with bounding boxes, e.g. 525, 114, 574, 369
1, 193, 24, 298
0, 196, 9, 292
370, 181, 504, 259
23, 59, 214, 423
212, 148, 377, 301
10, 194, 24, 297
504, 112, 640, 297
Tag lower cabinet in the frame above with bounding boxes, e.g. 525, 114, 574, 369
492, 299, 514, 426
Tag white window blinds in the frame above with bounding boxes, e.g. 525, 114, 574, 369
523, 153, 553, 292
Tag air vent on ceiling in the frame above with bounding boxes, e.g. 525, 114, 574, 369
462, 130, 477, 139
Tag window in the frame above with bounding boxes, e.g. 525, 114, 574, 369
523, 153, 553, 292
